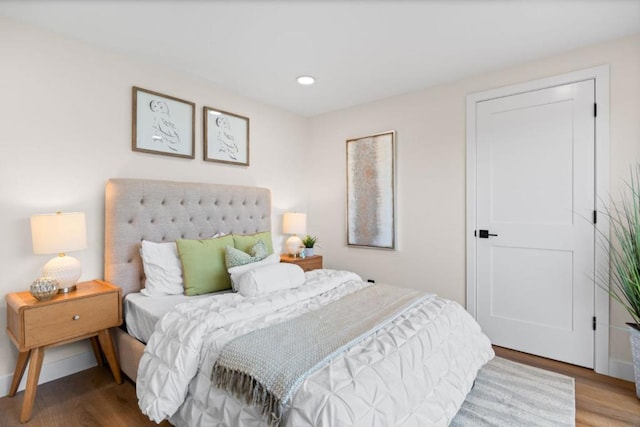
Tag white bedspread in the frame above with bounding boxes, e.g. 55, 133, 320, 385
137, 270, 494, 426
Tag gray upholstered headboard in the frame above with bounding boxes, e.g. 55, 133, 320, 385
104, 178, 271, 296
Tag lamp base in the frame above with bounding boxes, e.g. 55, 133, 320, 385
57, 284, 77, 294
286, 235, 303, 256
42, 254, 81, 293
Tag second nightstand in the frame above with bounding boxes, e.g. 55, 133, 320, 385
6, 279, 123, 423
280, 254, 323, 272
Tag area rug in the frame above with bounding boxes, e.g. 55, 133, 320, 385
451, 356, 575, 426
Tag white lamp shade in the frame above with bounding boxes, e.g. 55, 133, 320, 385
31, 212, 87, 254
283, 212, 307, 235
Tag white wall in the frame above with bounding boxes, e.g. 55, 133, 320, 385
309, 34, 640, 377
0, 17, 310, 394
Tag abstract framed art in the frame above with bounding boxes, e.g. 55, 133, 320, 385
132, 87, 195, 159
346, 130, 396, 249
203, 106, 250, 166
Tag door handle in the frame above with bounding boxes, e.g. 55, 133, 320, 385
476, 229, 498, 238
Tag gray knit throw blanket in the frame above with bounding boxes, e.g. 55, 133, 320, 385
212, 284, 429, 425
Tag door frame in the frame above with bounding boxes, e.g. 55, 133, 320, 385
465, 65, 610, 374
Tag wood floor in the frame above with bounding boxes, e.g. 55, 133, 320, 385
0, 368, 171, 427
0, 347, 638, 426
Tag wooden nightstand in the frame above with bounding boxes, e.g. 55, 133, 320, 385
280, 254, 323, 272
5, 279, 123, 423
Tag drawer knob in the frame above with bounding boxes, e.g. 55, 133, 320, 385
73, 315, 80, 320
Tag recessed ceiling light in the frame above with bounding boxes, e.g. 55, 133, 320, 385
297, 75, 315, 86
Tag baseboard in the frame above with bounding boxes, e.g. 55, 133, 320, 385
608, 358, 635, 382
0, 350, 96, 398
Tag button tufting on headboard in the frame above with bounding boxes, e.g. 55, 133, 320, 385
105, 178, 271, 297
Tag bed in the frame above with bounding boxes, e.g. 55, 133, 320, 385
104, 178, 494, 426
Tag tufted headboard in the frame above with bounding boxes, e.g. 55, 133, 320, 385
104, 178, 271, 296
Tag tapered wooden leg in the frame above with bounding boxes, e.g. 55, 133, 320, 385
97, 329, 122, 384
20, 346, 44, 423
9, 350, 31, 397
90, 336, 104, 367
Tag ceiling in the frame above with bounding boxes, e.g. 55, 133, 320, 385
2, 1, 639, 117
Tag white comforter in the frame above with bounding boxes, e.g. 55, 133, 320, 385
137, 270, 494, 426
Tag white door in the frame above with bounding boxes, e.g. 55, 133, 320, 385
475, 80, 595, 368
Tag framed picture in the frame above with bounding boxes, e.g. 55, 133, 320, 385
346, 130, 396, 249
132, 87, 195, 159
204, 106, 250, 166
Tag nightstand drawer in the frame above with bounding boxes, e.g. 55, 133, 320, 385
280, 255, 323, 272
296, 258, 322, 272
23, 293, 119, 348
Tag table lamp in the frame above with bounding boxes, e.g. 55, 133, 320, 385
283, 212, 306, 256
30, 211, 87, 293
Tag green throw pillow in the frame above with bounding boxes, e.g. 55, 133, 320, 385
233, 231, 274, 255
225, 240, 268, 269
176, 235, 234, 296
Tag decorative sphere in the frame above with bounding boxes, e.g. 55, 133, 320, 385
30, 277, 60, 301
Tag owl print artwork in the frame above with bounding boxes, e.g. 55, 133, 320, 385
132, 87, 195, 159
215, 116, 238, 160
149, 100, 180, 150
204, 107, 249, 166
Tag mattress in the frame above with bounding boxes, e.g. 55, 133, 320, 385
124, 292, 216, 343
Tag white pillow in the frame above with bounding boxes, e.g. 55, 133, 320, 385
228, 253, 280, 290
236, 263, 306, 297
139, 240, 184, 296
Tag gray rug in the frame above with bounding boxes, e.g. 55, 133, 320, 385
451, 357, 575, 426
